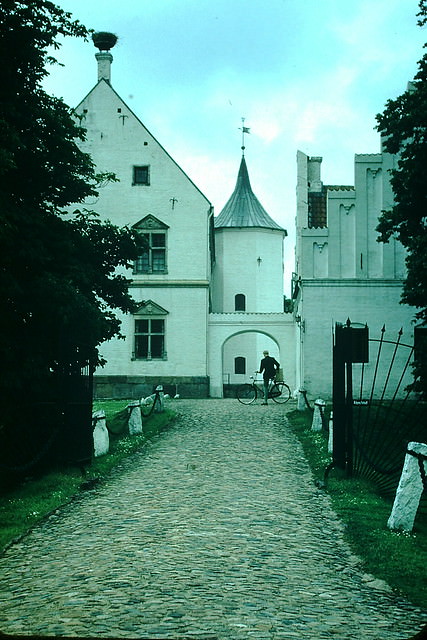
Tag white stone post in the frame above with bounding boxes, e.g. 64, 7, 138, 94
127, 401, 142, 435
311, 399, 326, 432
328, 411, 334, 453
155, 385, 165, 413
92, 410, 109, 457
388, 441, 427, 533
297, 389, 307, 411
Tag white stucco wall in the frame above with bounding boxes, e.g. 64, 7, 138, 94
98, 286, 209, 377
76, 81, 212, 283
74, 77, 212, 388
297, 280, 415, 399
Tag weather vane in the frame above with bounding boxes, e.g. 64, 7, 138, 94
239, 117, 250, 154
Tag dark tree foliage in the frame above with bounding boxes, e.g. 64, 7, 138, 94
375, 0, 427, 391
0, 1, 144, 398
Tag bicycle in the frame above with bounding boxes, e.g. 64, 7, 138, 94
236, 373, 291, 405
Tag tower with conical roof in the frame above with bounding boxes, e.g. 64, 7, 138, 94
215, 156, 284, 232
211, 154, 287, 314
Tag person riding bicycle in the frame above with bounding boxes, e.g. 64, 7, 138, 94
258, 350, 280, 405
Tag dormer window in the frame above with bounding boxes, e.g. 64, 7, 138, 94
133, 165, 150, 186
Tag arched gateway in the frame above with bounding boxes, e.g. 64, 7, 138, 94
208, 313, 296, 398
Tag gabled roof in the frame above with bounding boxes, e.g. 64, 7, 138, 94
75, 79, 212, 207
214, 156, 286, 233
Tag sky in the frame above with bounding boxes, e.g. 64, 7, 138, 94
43, 0, 427, 294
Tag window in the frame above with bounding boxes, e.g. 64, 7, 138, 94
133, 216, 169, 275
133, 165, 150, 186
235, 357, 246, 374
134, 232, 166, 273
134, 318, 165, 359
132, 300, 168, 361
235, 294, 246, 312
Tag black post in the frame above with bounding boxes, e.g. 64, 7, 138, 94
330, 320, 369, 482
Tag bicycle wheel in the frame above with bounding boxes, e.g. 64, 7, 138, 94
236, 384, 257, 404
270, 382, 291, 404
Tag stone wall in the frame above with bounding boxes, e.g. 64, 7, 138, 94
94, 375, 210, 399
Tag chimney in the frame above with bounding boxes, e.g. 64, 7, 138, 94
307, 156, 323, 192
95, 51, 113, 83
92, 32, 118, 84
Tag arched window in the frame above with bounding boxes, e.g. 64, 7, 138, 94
234, 356, 246, 375
235, 294, 246, 312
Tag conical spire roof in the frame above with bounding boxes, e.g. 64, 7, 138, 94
215, 156, 286, 232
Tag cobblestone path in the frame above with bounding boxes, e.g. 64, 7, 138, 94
0, 399, 426, 639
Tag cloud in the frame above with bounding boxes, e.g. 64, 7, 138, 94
43, 0, 426, 297
330, 0, 424, 79
251, 119, 283, 143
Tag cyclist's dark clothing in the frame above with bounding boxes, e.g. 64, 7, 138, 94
259, 356, 280, 381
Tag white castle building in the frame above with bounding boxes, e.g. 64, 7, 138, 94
72, 39, 418, 400
293, 149, 417, 399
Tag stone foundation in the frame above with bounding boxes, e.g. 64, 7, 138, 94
93, 375, 209, 399
223, 384, 240, 399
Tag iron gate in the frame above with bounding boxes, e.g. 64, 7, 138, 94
332, 320, 426, 498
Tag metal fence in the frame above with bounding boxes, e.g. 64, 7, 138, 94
332, 321, 426, 502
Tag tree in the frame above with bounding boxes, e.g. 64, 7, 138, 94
0, 0, 144, 400
375, 0, 427, 391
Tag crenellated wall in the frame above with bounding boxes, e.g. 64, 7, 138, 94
294, 150, 416, 399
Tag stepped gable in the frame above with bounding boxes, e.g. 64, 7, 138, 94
215, 156, 285, 232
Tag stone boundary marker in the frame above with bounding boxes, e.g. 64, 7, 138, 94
388, 441, 427, 533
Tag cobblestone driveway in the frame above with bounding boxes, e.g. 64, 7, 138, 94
0, 399, 426, 639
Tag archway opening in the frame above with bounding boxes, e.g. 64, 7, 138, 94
222, 330, 280, 397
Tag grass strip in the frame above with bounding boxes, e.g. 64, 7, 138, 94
286, 408, 427, 609
0, 400, 175, 551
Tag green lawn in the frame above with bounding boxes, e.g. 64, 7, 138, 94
286, 408, 427, 609
0, 400, 175, 551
